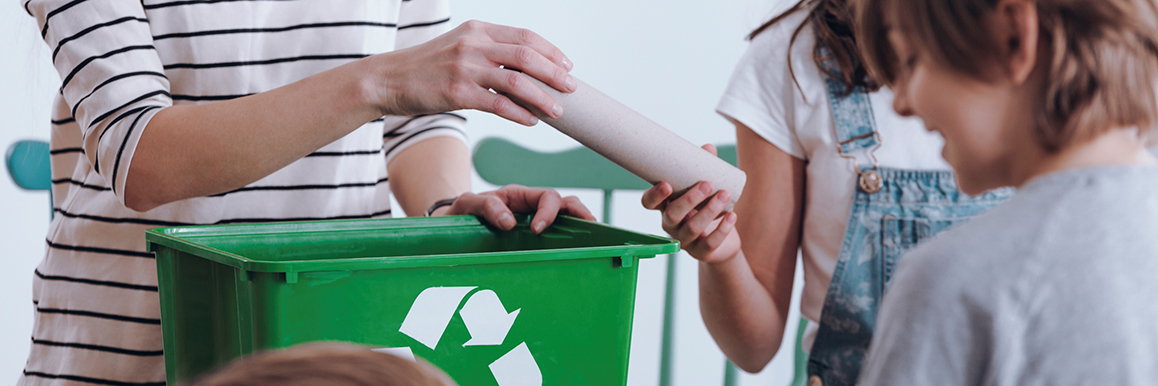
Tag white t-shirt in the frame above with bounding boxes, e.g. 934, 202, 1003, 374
23, 1, 463, 385
715, 11, 950, 350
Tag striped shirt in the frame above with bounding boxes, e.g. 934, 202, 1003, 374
21, 1, 466, 385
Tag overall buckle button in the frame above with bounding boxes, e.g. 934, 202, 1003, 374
858, 169, 883, 193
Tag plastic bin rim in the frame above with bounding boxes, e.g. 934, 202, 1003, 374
144, 215, 679, 274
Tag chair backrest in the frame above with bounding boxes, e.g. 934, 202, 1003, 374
6, 139, 54, 219
472, 137, 738, 386
6, 139, 52, 191
472, 137, 737, 192
472, 137, 654, 191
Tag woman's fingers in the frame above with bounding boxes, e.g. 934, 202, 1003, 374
560, 195, 596, 221
478, 67, 561, 121
488, 42, 576, 95
481, 21, 573, 73
518, 187, 597, 231
472, 22, 576, 121
454, 185, 594, 233
463, 87, 539, 126
528, 189, 562, 234
450, 192, 517, 230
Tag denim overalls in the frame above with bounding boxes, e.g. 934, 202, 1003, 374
804, 48, 1013, 386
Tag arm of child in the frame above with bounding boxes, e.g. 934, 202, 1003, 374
386, 135, 472, 218
640, 123, 805, 372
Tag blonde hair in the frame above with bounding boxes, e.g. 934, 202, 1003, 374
185, 343, 457, 386
856, 0, 1158, 151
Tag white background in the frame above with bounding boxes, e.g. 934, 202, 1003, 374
0, 1, 805, 385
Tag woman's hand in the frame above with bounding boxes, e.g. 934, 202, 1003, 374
434, 185, 596, 234
640, 144, 741, 263
368, 20, 576, 126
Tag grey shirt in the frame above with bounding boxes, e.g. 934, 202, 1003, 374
860, 166, 1158, 386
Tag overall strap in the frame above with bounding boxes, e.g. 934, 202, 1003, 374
817, 45, 880, 154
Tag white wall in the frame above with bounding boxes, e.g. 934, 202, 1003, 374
0, 1, 65, 383
0, 1, 803, 385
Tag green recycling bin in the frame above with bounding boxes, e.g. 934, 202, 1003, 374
145, 215, 678, 386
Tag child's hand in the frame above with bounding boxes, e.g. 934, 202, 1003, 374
641, 145, 741, 263
439, 185, 596, 234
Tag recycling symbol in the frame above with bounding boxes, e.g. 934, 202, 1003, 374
397, 286, 541, 386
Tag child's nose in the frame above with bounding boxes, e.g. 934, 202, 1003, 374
892, 87, 915, 117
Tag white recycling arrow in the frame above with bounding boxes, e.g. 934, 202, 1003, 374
399, 286, 476, 350
459, 290, 520, 347
489, 342, 542, 386
399, 286, 542, 386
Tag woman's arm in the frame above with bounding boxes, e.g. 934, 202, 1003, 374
125, 21, 576, 211
387, 135, 472, 217
641, 122, 805, 372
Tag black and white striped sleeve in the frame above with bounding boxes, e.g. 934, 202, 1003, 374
381, 113, 467, 165
28, 0, 172, 203
395, 0, 453, 50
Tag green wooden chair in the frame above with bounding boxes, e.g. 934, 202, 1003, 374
790, 318, 808, 386
6, 139, 53, 218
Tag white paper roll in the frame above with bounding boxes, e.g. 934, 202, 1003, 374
516, 75, 746, 211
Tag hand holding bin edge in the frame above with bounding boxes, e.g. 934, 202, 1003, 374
511, 74, 747, 211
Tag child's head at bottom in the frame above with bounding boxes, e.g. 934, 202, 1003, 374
854, 0, 1158, 193
186, 343, 457, 386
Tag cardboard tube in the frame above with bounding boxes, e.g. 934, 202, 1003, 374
516, 75, 746, 211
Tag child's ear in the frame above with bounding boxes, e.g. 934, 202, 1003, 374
994, 0, 1040, 84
